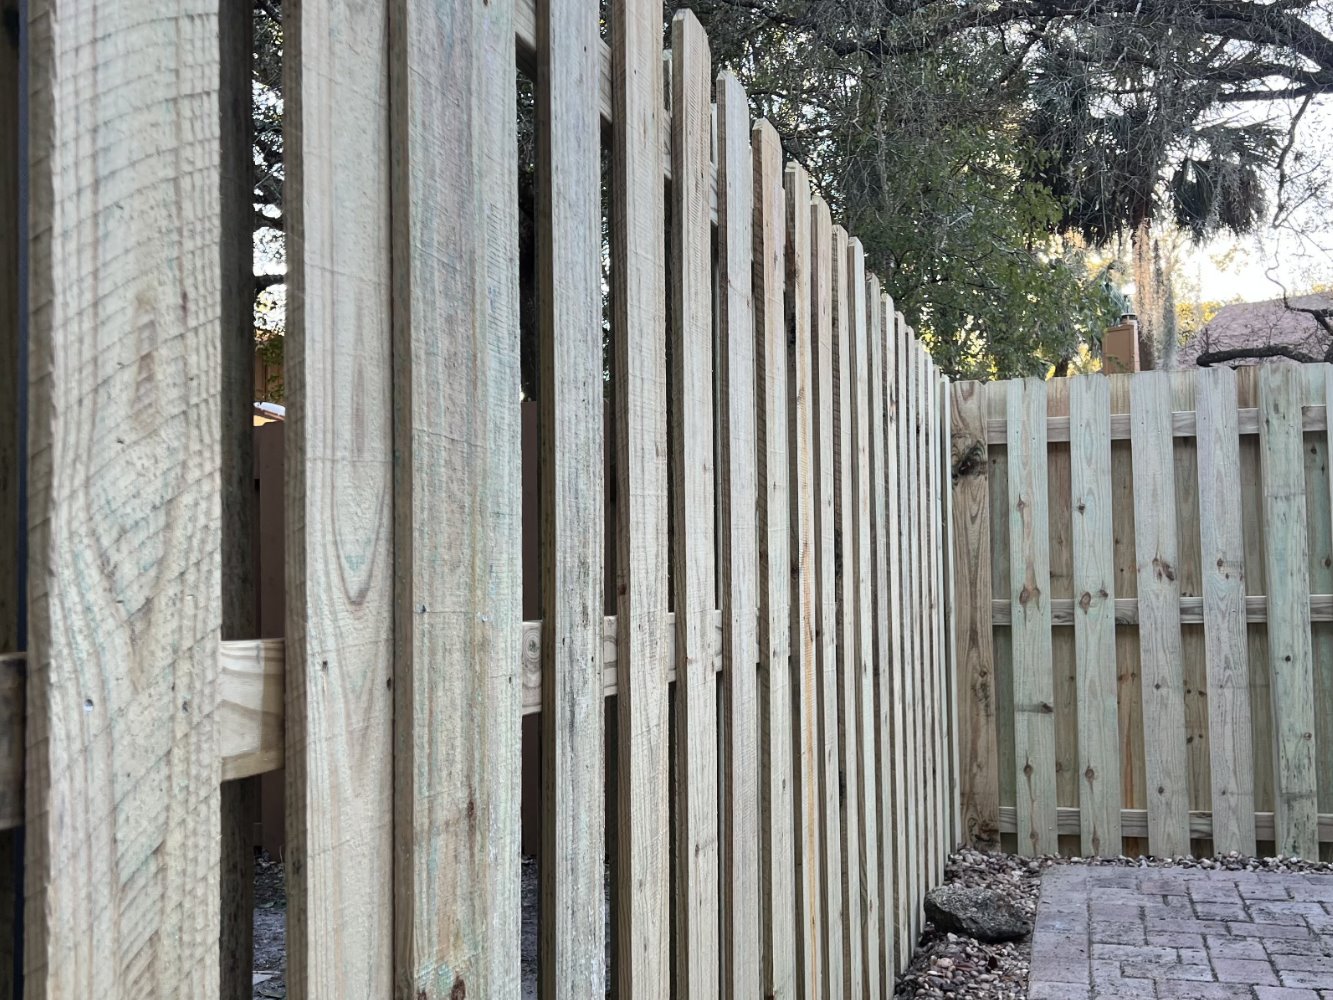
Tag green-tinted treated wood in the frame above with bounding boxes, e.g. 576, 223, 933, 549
926, 358, 946, 880
1045, 380, 1079, 858
1068, 376, 1121, 858
390, 0, 523, 995
846, 243, 880, 999
1257, 364, 1319, 858
755, 120, 796, 1000
784, 162, 820, 999
890, 312, 915, 967
829, 224, 863, 998
867, 281, 895, 987
286, 1, 396, 994
943, 371, 964, 853
1130, 372, 1191, 857
988, 376, 1017, 855
1308, 365, 1333, 860
905, 333, 926, 935
1194, 366, 1256, 857
25, 1, 224, 992
951, 381, 1000, 850
610, 0, 670, 990
716, 70, 761, 999
1007, 378, 1058, 855
670, 13, 720, 997
809, 199, 845, 999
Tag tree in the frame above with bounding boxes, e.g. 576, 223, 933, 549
670, 0, 1333, 374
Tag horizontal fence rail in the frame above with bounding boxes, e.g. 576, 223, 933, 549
953, 366, 1333, 862
1, 1, 958, 997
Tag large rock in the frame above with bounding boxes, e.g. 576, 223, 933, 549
924, 884, 1032, 943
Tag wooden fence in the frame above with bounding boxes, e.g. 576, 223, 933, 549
0, 1, 958, 997
952, 365, 1333, 863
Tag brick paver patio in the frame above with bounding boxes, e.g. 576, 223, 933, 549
1029, 866, 1333, 999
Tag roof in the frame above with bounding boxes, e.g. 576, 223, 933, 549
1177, 293, 1333, 368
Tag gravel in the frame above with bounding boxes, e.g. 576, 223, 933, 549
893, 847, 1333, 1000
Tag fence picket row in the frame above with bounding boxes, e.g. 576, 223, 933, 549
5, 3, 960, 996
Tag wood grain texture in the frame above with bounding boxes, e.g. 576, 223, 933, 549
942, 370, 964, 853
903, 320, 926, 938
950, 382, 1000, 850
885, 314, 912, 971
866, 281, 895, 988
1044, 380, 1078, 858
1195, 367, 1257, 856
390, 0, 522, 995
755, 119, 796, 1000
1257, 364, 1320, 858
1007, 379, 1058, 856
716, 70, 762, 1000
25, 1, 224, 993
808, 197, 845, 999
1129, 373, 1191, 857
1316, 366, 1333, 859
992, 594, 1333, 626
996, 805, 1333, 843
826, 222, 858, 997
987, 374, 1017, 855
670, 14, 721, 997
930, 363, 950, 879
846, 244, 881, 999
1068, 376, 1121, 858
784, 163, 821, 1000
984, 405, 1329, 446
285, 1, 396, 993
609, 0, 670, 992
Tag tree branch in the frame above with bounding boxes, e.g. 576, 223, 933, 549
1195, 344, 1320, 366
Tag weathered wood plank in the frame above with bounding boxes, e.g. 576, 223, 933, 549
609, 0, 670, 990
808, 198, 845, 998
988, 373, 1018, 855
285, 1, 396, 993
25, 1, 224, 991
951, 382, 1000, 850
755, 119, 796, 1000
885, 313, 912, 972
992, 593, 1333, 626
847, 243, 881, 999
1195, 367, 1256, 856
784, 161, 820, 999
1068, 376, 1121, 858
1045, 380, 1079, 858
390, 0, 523, 995
1316, 366, 1333, 859
942, 369, 964, 853
716, 70, 761, 999
1257, 364, 1320, 859
867, 281, 895, 987
670, 13, 721, 996
1007, 378, 1059, 855
984, 405, 1329, 446
828, 223, 863, 998
1130, 372, 1191, 857
997, 805, 1333, 843
904, 321, 927, 935
929, 359, 949, 879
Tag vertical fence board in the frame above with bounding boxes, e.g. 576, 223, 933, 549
1257, 364, 1319, 859
1304, 365, 1333, 861
942, 371, 964, 852
755, 120, 795, 1000
1194, 366, 1255, 857
809, 200, 845, 998
987, 377, 1016, 855
904, 323, 927, 934
951, 382, 999, 850
890, 314, 914, 967
1068, 376, 1121, 858
716, 70, 761, 999
847, 245, 881, 999
867, 282, 895, 988
25, 2, 224, 993
390, 0, 523, 995
1130, 373, 1190, 857
931, 363, 951, 878
670, 13, 721, 996
1045, 381, 1079, 858
286, 0, 396, 994
610, 0, 669, 990
784, 162, 820, 998
829, 224, 864, 998
922, 355, 940, 881
1007, 378, 1058, 855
